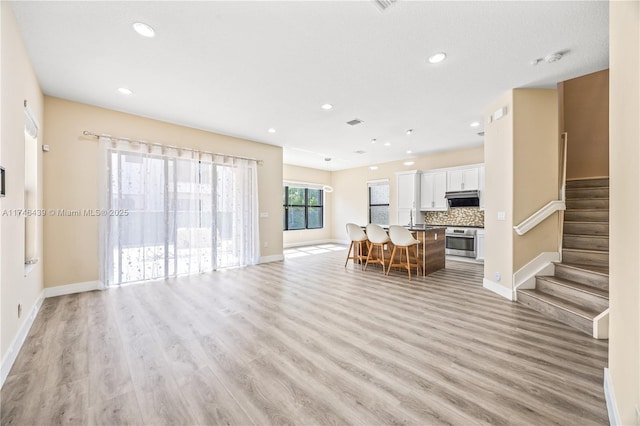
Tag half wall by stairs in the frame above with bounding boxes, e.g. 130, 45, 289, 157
518, 178, 609, 338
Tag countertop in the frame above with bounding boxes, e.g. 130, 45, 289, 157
368, 224, 447, 231
406, 225, 447, 231
423, 224, 484, 229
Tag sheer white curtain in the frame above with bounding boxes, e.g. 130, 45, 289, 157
98, 137, 260, 287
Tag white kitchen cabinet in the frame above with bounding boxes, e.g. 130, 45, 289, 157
420, 171, 447, 211
396, 171, 423, 225
447, 167, 480, 191
476, 229, 485, 261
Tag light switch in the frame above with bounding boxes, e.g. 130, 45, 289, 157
497, 211, 506, 221
259, 212, 269, 218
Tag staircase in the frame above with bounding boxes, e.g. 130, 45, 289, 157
518, 178, 609, 338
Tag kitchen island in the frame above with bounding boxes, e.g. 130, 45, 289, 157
404, 225, 446, 276
364, 225, 446, 276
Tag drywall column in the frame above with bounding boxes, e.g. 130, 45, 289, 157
0, 2, 45, 382
608, 1, 640, 425
483, 91, 515, 298
483, 89, 559, 299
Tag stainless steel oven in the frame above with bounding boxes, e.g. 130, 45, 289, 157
445, 227, 477, 258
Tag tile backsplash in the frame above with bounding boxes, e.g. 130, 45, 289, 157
424, 207, 484, 227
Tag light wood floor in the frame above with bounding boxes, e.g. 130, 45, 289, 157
1, 249, 609, 425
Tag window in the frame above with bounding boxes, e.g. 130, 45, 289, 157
24, 105, 39, 270
368, 180, 389, 225
100, 138, 259, 286
283, 186, 323, 230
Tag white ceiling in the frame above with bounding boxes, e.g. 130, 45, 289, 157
11, 1, 609, 171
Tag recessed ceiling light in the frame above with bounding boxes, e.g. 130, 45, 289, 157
544, 52, 563, 63
321, 103, 333, 110
470, 121, 480, 128
324, 157, 332, 162
369, 166, 379, 171
406, 129, 413, 135
406, 150, 413, 154
384, 142, 391, 147
133, 22, 155, 38
118, 87, 133, 95
428, 52, 447, 64
267, 128, 276, 133
404, 161, 415, 166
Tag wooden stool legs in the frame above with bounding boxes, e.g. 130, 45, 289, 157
364, 242, 387, 272
386, 244, 422, 280
345, 240, 367, 270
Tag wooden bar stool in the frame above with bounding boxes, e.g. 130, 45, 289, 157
345, 223, 368, 269
364, 223, 390, 273
386, 225, 422, 280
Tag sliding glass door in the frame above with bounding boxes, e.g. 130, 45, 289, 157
100, 138, 259, 287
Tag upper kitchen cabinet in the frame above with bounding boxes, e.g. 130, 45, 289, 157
396, 170, 424, 225
420, 171, 447, 211
447, 167, 480, 191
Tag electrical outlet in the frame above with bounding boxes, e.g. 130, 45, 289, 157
494, 272, 501, 282
17, 303, 22, 319
263, 241, 269, 248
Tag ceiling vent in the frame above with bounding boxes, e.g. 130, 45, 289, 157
354, 150, 366, 154
346, 118, 364, 126
477, 131, 485, 137
372, 0, 397, 12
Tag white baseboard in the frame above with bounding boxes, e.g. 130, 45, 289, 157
44, 280, 102, 298
284, 239, 334, 249
593, 309, 609, 339
604, 367, 621, 425
259, 254, 284, 263
1, 290, 45, 388
483, 278, 515, 301
513, 251, 559, 291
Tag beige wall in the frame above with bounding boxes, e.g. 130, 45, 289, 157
0, 3, 45, 368
331, 146, 484, 241
43, 97, 283, 288
483, 91, 515, 290
283, 164, 333, 246
483, 89, 559, 291
512, 89, 560, 271
561, 69, 609, 179
609, 1, 639, 424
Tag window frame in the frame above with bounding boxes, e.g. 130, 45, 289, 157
367, 180, 390, 225
283, 186, 324, 231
